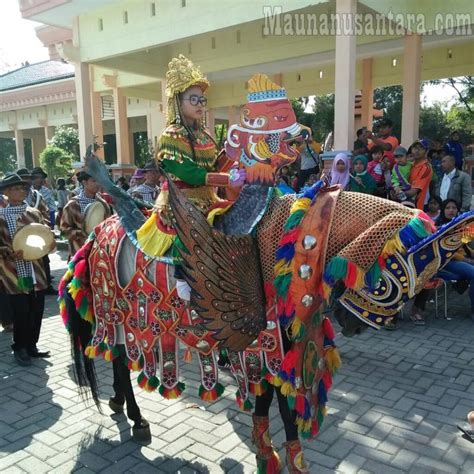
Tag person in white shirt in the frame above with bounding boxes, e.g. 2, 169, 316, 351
437, 155, 472, 212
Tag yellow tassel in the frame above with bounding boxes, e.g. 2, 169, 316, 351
103, 350, 113, 362
280, 381, 296, 397
382, 233, 404, 257
321, 405, 328, 416
166, 389, 180, 399
269, 375, 282, 387
250, 383, 265, 396
325, 347, 342, 374
84, 309, 94, 324
68, 285, 80, 299
183, 348, 193, 362
296, 416, 305, 429
291, 197, 311, 213
274, 260, 292, 276
291, 317, 302, 337
130, 360, 141, 371
322, 282, 332, 301
303, 419, 312, 433
84, 345, 96, 359
136, 212, 176, 258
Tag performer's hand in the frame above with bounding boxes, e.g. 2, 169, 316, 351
13, 250, 24, 260
229, 168, 246, 187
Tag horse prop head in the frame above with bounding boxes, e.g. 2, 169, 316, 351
225, 74, 306, 185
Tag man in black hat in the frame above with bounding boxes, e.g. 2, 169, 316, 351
60, 171, 111, 258
31, 167, 57, 230
130, 160, 160, 203
0, 174, 52, 365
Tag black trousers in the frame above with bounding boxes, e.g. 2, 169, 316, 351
43, 255, 52, 286
0, 293, 13, 327
10, 291, 45, 351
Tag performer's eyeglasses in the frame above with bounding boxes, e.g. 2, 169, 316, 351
183, 95, 208, 106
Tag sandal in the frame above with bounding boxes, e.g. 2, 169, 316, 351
410, 312, 425, 326
457, 422, 474, 442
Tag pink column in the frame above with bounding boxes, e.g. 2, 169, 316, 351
401, 34, 422, 147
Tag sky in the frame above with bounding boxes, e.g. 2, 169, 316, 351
0, 0, 459, 109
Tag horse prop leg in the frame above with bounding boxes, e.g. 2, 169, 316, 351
112, 345, 151, 442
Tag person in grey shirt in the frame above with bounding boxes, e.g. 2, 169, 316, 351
436, 155, 472, 212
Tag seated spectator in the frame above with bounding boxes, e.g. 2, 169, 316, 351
329, 153, 350, 190
412, 199, 474, 324
436, 154, 471, 212
426, 196, 442, 222
367, 145, 386, 197
403, 141, 432, 210
353, 127, 369, 156
391, 146, 413, 202
349, 155, 376, 194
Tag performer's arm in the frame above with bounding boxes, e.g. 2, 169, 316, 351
60, 202, 87, 242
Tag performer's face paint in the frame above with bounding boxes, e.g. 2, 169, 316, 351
180, 86, 206, 123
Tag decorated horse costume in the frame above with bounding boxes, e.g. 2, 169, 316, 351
60, 68, 474, 472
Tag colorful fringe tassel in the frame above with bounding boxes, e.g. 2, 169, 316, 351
137, 372, 160, 392
236, 389, 253, 412
84, 342, 107, 358
324, 214, 435, 296
159, 381, 185, 399
103, 346, 119, 362
199, 382, 224, 401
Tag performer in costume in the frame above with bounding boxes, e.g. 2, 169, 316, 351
130, 160, 160, 203
137, 54, 245, 294
60, 171, 111, 257
31, 167, 57, 229
0, 174, 53, 365
17, 168, 57, 295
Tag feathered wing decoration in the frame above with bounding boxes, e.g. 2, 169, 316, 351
167, 176, 267, 352
84, 148, 147, 232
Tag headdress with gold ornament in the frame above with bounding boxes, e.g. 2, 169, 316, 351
165, 54, 210, 125
246, 74, 287, 102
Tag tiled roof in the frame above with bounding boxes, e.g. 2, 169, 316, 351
0, 60, 75, 92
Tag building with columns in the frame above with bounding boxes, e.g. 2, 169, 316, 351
9, 0, 474, 174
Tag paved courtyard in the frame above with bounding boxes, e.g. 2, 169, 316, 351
0, 249, 473, 473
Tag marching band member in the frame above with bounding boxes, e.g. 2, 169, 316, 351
0, 173, 54, 365
60, 171, 111, 258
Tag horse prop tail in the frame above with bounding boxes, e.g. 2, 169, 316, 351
58, 239, 102, 411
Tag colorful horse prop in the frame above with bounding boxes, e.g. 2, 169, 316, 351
60, 74, 474, 471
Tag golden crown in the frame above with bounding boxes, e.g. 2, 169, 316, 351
165, 54, 209, 98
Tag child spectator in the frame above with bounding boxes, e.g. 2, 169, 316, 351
367, 145, 384, 182
349, 155, 376, 195
329, 153, 350, 190
391, 146, 413, 202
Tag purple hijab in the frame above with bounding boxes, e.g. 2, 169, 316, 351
330, 153, 350, 189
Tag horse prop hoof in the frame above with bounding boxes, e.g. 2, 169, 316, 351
132, 418, 151, 442
108, 397, 124, 414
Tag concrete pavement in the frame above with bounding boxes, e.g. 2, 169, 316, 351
0, 249, 473, 473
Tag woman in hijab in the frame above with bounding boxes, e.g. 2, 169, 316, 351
329, 152, 350, 190
349, 155, 377, 194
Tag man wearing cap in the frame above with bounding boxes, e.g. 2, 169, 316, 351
437, 154, 472, 212
130, 161, 160, 203
31, 167, 57, 230
16, 168, 50, 226
404, 141, 433, 210
0, 174, 54, 365
60, 171, 111, 257
127, 168, 145, 195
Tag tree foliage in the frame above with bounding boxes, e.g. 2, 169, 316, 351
39, 146, 73, 184
373, 85, 403, 137
49, 126, 80, 160
0, 138, 17, 174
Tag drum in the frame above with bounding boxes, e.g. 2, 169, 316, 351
84, 201, 107, 235
12, 223, 55, 261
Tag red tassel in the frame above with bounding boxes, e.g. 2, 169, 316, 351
311, 419, 319, 437
343, 261, 358, 288
322, 370, 332, 391
281, 348, 298, 374
322, 317, 335, 341
279, 228, 299, 245
295, 394, 306, 416
74, 259, 87, 278
378, 255, 386, 271
264, 282, 276, 300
